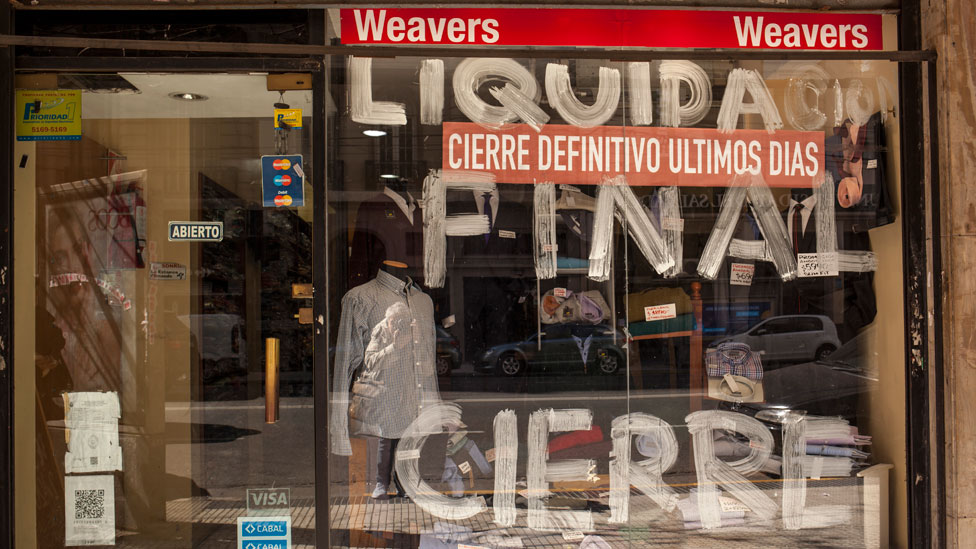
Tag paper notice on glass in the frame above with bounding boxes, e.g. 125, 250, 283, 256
797, 252, 839, 278
64, 392, 122, 473
64, 392, 121, 423
65, 475, 115, 546
65, 430, 122, 473
730, 263, 755, 286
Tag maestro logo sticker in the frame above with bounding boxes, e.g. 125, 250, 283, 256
274, 174, 292, 186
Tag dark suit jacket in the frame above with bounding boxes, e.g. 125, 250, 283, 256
778, 205, 877, 342
447, 189, 534, 276
348, 192, 424, 289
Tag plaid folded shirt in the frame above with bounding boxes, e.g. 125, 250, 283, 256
705, 342, 763, 381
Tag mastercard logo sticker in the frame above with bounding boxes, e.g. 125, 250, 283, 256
274, 194, 293, 207
274, 174, 292, 187
272, 158, 292, 170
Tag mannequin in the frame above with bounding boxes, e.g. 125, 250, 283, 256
331, 258, 440, 500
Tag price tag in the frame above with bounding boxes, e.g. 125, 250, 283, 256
499, 230, 516, 239
811, 456, 824, 480
730, 263, 755, 286
485, 448, 496, 463
644, 303, 676, 322
562, 531, 585, 541
719, 496, 751, 512
396, 449, 421, 461
553, 288, 569, 298
442, 315, 456, 328
866, 158, 878, 169
566, 194, 576, 207
542, 244, 558, 252
458, 461, 472, 474
798, 252, 839, 277
661, 217, 684, 231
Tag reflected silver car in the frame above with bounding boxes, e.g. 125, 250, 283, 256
713, 314, 841, 363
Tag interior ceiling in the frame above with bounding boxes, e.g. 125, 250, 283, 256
81, 73, 317, 119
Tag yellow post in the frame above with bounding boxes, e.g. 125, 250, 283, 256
265, 337, 280, 424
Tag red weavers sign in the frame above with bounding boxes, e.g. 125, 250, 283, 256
340, 8, 884, 50
442, 122, 824, 188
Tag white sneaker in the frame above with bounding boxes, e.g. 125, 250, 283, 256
370, 484, 389, 500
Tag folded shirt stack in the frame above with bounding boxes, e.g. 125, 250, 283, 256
802, 417, 872, 476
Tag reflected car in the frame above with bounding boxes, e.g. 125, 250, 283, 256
436, 325, 462, 376
475, 323, 625, 377
712, 314, 841, 364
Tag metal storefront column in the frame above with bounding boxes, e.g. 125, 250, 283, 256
0, 1, 14, 547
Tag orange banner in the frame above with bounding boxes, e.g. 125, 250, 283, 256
443, 122, 824, 188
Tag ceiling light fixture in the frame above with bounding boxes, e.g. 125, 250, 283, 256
363, 129, 387, 137
380, 174, 399, 179
169, 92, 209, 101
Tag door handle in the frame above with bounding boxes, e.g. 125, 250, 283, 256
266, 337, 280, 424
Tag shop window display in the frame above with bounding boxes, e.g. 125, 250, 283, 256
328, 54, 903, 547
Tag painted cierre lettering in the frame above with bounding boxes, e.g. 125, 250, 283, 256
394, 404, 849, 532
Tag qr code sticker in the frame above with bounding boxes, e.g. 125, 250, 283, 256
74, 489, 106, 519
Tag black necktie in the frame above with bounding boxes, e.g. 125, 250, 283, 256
483, 192, 493, 244
792, 203, 804, 256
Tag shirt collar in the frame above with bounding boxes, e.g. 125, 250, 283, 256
717, 342, 752, 365
375, 268, 414, 295
383, 186, 416, 224
789, 194, 818, 211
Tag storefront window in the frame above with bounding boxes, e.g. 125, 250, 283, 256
326, 52, 906, 546
10, 8, 916, 548
20, 73, 316, 547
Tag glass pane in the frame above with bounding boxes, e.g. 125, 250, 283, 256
326, 52, 904, 547
26, 73, 315, 547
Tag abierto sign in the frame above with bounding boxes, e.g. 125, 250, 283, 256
443, 122, 824, 188
340, 8, 884, 50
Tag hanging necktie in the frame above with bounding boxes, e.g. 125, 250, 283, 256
483, 192, 493, 244
791, 203, 804, 257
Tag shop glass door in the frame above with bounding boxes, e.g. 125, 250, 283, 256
25, 72, 316, 547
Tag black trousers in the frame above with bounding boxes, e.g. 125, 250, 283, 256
376, 437, 400, 490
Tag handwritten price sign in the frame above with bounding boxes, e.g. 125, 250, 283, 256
730, 262, 755, 286
797, 252, 839, 278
